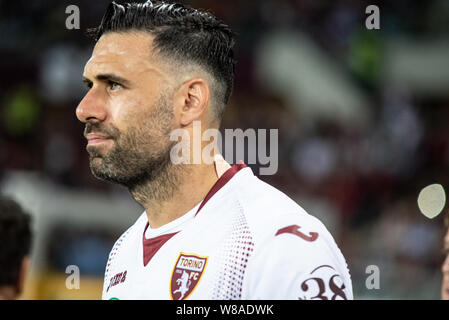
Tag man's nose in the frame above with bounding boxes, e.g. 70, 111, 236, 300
76, 89, 108, 123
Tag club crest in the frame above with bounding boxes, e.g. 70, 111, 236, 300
170, 253, 208, 300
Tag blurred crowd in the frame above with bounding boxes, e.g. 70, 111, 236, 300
1, 0, 449, 299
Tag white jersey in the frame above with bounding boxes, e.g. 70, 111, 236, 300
102, 163, 353, 300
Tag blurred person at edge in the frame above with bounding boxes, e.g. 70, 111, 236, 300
442, 213, 449, 300
0, 196, 32, 300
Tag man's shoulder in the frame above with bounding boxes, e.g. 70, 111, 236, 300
231, 171, 349, 265
232, 171, 324, 238
232, 175, 353, 299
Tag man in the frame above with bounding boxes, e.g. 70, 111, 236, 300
76, 1, 352, 300
0, 196, 32, 300
442, 213, 449, 300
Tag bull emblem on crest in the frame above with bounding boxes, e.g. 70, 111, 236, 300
170, 253, 208, 300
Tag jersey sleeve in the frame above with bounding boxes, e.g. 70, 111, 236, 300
101, 239, 118, 300
243, 223, 353, 300
101, 224, 135, 300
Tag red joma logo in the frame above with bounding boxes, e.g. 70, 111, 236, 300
275, 224, 318, 242
107, 271, 127, 292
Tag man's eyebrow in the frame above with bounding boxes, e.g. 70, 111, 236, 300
82, 74, 131, 86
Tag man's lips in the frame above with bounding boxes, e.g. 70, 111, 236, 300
85, 133, 112, 145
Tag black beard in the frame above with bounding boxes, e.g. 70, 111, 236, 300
88, 135, 185, 206
85, 91, 182, 203
88, 138, 174, 189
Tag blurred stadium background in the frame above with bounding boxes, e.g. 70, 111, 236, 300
1, 0, 449, 299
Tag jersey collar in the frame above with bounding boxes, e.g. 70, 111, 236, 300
194, 162, 247, 216
142, 162, 247, 266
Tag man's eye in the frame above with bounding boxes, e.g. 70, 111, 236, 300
109, 81, 122, 91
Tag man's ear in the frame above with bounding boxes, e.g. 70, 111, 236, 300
174, 78, 210, 127
15, 256, 30, 298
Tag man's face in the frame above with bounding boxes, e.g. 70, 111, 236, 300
442, 228, 449, 300
76, 32, 176, 187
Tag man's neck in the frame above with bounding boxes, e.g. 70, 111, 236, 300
132, 162, 219, 229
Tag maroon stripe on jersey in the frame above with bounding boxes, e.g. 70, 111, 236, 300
142, 229, 178, 267
195, 162, 247, 217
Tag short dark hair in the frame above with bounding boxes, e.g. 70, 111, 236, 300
0, 196, 32, 286
89, 1, 236, 120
